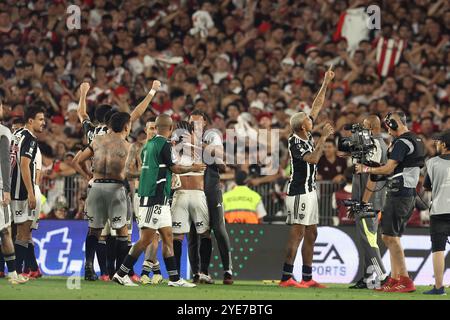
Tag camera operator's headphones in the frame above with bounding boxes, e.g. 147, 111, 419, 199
385, 111, 406, 131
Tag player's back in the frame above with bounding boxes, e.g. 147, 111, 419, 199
92, 134, 129, 181
138, 135, 173, 202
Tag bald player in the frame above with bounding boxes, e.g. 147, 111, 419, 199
280, 66, 335, 288
348, 115, 389, 289
126, 118, 163, 284
113, 114, 205, 287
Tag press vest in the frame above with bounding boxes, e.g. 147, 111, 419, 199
388, 131, 426, 196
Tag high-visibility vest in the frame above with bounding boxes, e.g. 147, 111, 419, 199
223, 186, 261, 224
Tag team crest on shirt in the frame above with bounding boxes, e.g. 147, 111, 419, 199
297, 145, 307, 153
152, 218, 158, 224
299, 214, 305, 220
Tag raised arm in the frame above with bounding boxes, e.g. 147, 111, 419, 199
130, 80, 161, 123
77, 82, 90, 123
310, 65, 335, 121
303, 123, 334, 164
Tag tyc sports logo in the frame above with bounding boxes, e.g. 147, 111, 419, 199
293, 227, 359, 283
33, 227, 82, 275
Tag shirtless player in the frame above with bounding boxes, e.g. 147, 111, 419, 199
171, 121, 211, 281
73, 112, 133, 281
114, 114, 205, 287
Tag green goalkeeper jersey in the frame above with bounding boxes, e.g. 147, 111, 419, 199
138, 135, 175, 206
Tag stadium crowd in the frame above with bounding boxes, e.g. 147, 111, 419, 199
0, 0, 449, 224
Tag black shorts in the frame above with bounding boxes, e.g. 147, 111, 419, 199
430, 214, 450, 253
381, 195, 415, 237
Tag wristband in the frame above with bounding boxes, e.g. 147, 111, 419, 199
363, 166, 370, 173
149, 89, 156, 96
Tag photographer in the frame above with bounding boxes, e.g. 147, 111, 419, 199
422, 130, 450, 296
356, 111, 426, 293
348, 115, 388, 289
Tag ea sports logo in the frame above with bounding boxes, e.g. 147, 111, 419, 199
293, 227, 359, 283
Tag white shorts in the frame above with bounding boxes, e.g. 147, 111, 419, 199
100, 219, 116, 237
171, 190, 209, 234
11, 199, 36, 225
138, 205, 172, 230
0, 190, 12, 231
285, 190, 319, 226
31, 185, 41, 230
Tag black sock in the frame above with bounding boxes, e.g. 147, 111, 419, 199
164, 256, 180, 282
115, 236, 129, 272
96, 240, 107, 275
117, 254, 138, 278
210, 202, 232, 271
188, 223, 199, 275
200, 237, 212, 275
173, 239, 182, 276
26, 241, 38, 272
281, 263, 294, 282
106, 235, 116, 278
302, 265, 312, 281
151, 260, 161, 275
127, 242, 135, 276
0, 251, 5, 272
85, 234, 98, 266
14, 240, 28, 274
4, 253, 16, 273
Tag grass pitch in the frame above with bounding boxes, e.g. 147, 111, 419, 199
0, 277, 448, 300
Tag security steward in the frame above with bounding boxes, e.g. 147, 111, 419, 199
223, 171, 267, 224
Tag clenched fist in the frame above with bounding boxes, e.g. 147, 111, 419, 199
324, 64, 335, 83
322, 123, 334, 137
80, 82, 90, 95
151, 80, 161, 92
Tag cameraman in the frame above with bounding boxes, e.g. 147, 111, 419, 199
356, 111, 426, 293
348, 115, 388, 289
422, 130, 450, 296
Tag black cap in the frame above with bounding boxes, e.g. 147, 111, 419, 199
17, 79, 30, 89
433, 130, 450, 147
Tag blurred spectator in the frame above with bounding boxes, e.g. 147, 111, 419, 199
317, 138, 348, 183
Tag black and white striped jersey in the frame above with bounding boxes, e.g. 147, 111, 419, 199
287, 133, 317, 196
10, 128, 38, 200
82, 119, 108, 145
